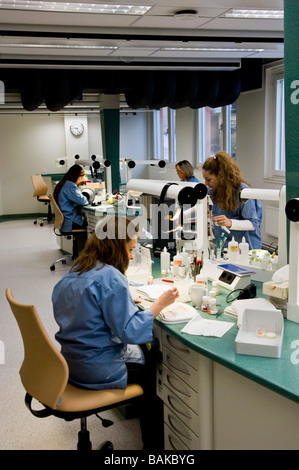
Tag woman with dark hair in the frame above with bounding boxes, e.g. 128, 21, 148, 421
175, 160, 199, 182
53, 164, 88, 231
52, 216, 179, 448
53, 164, 88, 254
202, 151, 262, 249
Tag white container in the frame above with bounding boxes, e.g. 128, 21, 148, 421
160, 247, 170, 274
228, 236, 239, 262
235, 308, 284, 358
239, 237, 249, 264
181, 247, 189, 271
190, 283, 206, 307
173, 251, 182, 276
195, 273, 207, 286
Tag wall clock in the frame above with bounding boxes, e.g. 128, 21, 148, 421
70, 121, 84, 136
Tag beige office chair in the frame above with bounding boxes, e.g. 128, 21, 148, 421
5, 288, 144, 450
31, 174, 52, 226
48, 193, 87, 271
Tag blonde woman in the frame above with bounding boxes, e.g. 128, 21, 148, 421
175, 160, 199, 182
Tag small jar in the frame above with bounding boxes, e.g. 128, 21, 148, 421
209, 298, 218, 315
211, 280, 220, 295
201, 295, 210, 312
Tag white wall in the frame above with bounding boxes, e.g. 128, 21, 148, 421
0, 110, 150, 216
0, 115, 65, 215
236, 84, 284, 246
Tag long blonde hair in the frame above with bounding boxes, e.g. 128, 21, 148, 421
70, 216, 139, 275
203, 151, 250, 211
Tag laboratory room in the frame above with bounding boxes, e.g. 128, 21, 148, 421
1, 0, 299, 453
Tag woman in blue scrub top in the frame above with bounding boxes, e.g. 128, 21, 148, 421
202, 151, 262, 250
175, 160, 199, 182
53, 164, 88, 255
52, 216, 179, 449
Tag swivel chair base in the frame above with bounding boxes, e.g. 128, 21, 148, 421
50, 254, 74, 271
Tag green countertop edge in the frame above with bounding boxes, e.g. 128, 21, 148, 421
155, 312, 299, 405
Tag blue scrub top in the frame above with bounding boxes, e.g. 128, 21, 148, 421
186, 176, 199, 182
209, 182, 262, 250
58, 180, 88, 231
52, 263, 154, 390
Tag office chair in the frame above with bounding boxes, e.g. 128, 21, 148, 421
5, 288, 144, 451
48, 194, 87, 271
31, 174, 53, 226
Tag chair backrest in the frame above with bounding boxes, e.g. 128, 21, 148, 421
31, 175, 48, 197
48, 194, 64, 231
5, 288, 69, 410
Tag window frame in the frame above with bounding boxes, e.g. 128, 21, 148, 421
196, 103, 236, 166
153, 107, 176, 162
264, 61, 286, 183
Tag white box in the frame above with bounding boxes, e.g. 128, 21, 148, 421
235, 308, 284, 358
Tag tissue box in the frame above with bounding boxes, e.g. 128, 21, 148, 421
263, 280, 288, 300
235, 308, 284, 358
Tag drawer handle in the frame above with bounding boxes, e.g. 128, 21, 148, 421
168, 434, 179, 451
166, 335, 190, 354
166, 355, 190, 376
167, 395, 192, 419
166, 374, 191, 397
168, 415, 191, 441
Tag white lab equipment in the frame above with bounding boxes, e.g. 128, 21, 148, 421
239, 185, 286, 268
126, 179, 208, 258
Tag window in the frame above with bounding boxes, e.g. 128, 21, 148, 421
275, 77, 285, 172
197, 103, 236, 164
153, 107, 176, 162
265, 62, 285, 181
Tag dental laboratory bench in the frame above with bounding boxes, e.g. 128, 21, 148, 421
129, 254, 299, 451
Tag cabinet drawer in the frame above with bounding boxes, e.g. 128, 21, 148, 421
158, 366, 199, 422
162, 329, 197, 369
164, 423, 189, 451
164, 404, 199, 449
163, 345, 198, 391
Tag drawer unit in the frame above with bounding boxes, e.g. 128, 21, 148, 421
164, 423, 189, 451
85, 212, 98, 235
162, 344, 198, 391
158, 362, 199, 413
158, 377, 199, 437
157, 329, 213, 450
162, 329, 198, 369
164, 404, 199, 449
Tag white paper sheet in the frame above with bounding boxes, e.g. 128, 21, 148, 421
181, 314, 234, 337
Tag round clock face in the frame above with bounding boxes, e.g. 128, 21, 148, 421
70, 121, 84, 136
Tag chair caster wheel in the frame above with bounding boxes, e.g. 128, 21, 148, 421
98, 441, 113, 451
50, 265, 55, 271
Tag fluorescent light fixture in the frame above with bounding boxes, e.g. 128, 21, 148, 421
223, 9, 283, 19
162, 47, 265, 52
0, 43, 117, 50
0, 1, 151, 14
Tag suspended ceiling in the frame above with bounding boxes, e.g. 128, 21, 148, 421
0, 0, 284, 113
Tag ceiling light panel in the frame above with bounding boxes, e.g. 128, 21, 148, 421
0, 1, 151, 14
223, 9, 283, 19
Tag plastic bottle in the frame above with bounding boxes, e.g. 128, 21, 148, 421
228, 236, 238, 262
239, 237, 249, 264
173, 250, 182, 276
181, 247, 189, 271
160, 247, 170, 275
